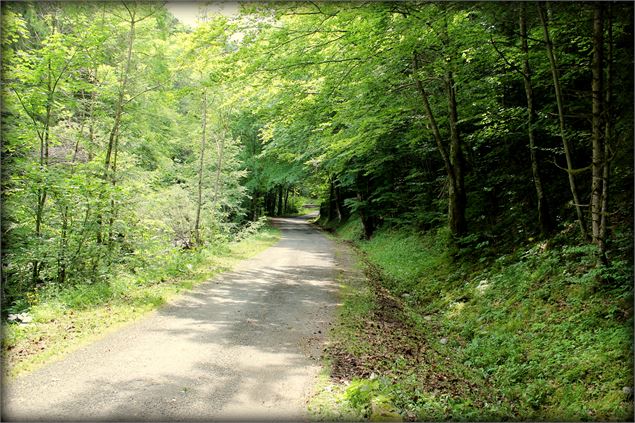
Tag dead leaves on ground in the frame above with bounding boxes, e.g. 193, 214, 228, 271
326, 259, 487, 411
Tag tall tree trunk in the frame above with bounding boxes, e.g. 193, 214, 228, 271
284, 187, 290, 215
87, 66, 98, 161
57, 207, 68, 284
537, 2, 588, 238
413, 52, 464, 237
251, 191, 259, 221
357, 191, 375, 239
106, 131, 122, 251
277, 185, 284, 216
104, 18, 135, 178
356, 173, 375, 239
194, 90, 207, 246
599, 4, 613, 259
31, 54, 54, 285
270, 191, 276, 216
334, 183, 343, 222
590, 4, 606, 255
520, 2, 552, 235
100, 8, 136, 247
327, 179, 335, 221
212, 132, 225, 212
445, 70, 467, 236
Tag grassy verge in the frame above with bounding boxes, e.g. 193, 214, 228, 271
308, 239, 372, 421
314, 217, 633, 421
2, 225, 280, 378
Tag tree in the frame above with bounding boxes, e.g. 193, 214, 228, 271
537, 2, 587, 238
519, 2, 551, 235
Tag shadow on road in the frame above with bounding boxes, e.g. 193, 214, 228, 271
5, 215, 340, 421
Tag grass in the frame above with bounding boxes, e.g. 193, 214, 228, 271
316, 217, 633, 421
2, 225, 280, 378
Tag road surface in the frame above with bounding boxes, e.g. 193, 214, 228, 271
3, 214, 339, 421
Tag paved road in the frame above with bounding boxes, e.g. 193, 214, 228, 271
3, 214, 339, 421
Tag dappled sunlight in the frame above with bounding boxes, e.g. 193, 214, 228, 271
4, 215, 339, 420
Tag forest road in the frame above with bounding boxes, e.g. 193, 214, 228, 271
3, 213, 340, 421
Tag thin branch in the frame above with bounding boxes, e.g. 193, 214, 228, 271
266, 28, 323, 52
389, 81, 417, 93
266, 12, 343, 53
262, 57, 364, 72
308, 1, 325, 15
10, 87, 45, 141
135, 3, 164, 23
110, 10, 127, 21
123, 83, 163, 105
304, 33, 348, 53
489, 34, 527, 80
327, 60, 362, 98
282, 11, 328, 17
285, 28, 348, 34
51, 48, 79, 94
551, 158, 591, 175
121, 1, 135, 21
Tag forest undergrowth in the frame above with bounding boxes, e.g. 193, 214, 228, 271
311, 217, 633, 421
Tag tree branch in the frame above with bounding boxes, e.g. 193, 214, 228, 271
123, 83, 164, 105
262, 57, 364, 72
51, 48, 79, 95
327, 60, 362, 98
489, 34, 527, 80
551, 158, 591, 175
135, 3, 164, 23
10, 87, 45, 141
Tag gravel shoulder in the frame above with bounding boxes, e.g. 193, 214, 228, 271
2, 215, 339, 421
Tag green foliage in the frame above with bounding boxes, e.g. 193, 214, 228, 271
2, 3, 633, 420
329, 224, 633, 421
360, 226, 452, 301
1, 3, 260, 315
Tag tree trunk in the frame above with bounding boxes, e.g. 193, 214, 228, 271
357, 192, 375, 239
327, 178, 335, 221
334, 182, 343, 222
266, 191, 275, 216
104, 12, 135, 179
106, 132, 122, 253
445, 70, 467, 236
599, 4, 613, 259
99, 8, 136, 246
31, 54, 54, 285
251, 191, 259, 221
537, 2, 588, 238
284, 187, 290, 215
57, 207, 68, 284
277, 185, 284, 216
520, 2, 552, 235
87, 66, 98, 161
356, 173, 375, 239
413, 52, 464, 237
212, 132, 225, 213
590, 4, 606, 255
194, 90, 207, 246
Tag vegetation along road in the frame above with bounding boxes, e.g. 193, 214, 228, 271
2, 2, 633, 421
3, 215, 338, 420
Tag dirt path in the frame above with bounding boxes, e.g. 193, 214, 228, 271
2, 215, 339, 421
